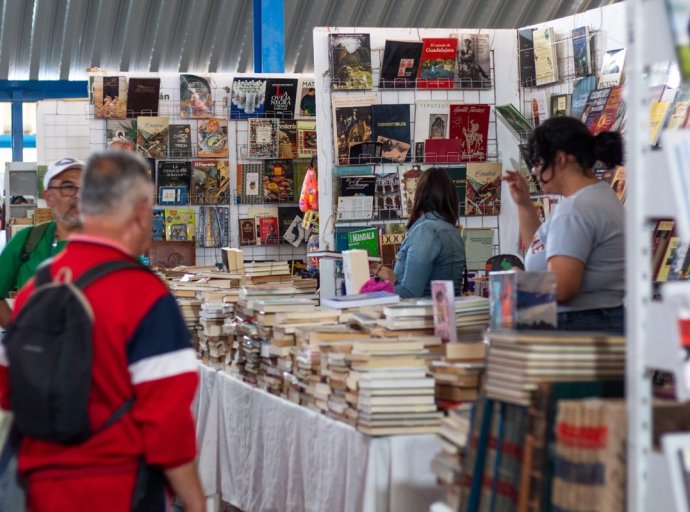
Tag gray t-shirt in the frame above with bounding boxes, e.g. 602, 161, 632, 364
525, 181, 624, 312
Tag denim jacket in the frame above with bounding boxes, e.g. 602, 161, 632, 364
393, 212, 466, 298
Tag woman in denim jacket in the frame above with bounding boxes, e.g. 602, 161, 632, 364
377, 167, 466, 298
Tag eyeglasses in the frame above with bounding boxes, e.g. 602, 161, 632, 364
47, 184, 79, 197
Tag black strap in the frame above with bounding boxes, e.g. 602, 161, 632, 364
20, 222, 51, 262
74, 259, 147, 290
98, 397, 135, 433
34, 261, 53, 287
462, 265, 470, 294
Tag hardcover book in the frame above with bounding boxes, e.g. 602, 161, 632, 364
570, 75, 598, 119
164, 207, 196, 242
239, 218, 257, 245
527, 91, 550, 127
592, 85, 624, 135
380, 227, 406, 267
550, 94, 571, 118
230, 77, 267, 119
495, 104, 532, 140
413, 100, 452, 161
463, 228, 494, 270
398, 164, 426, 218
379, 40, 424, 89
340, 176, 377, 197
248, 118, 279, 159
197, 118, 228, 158
448, 104, 491, 162
533, 27, 559, 86
94, 76, 127, 119
332, 94, 376, 165
126, 78, 160, 116
263, 160, 294, 202
445, 166, 467, 216
418, 38, 458, 89
431, 280, 456, 343
278, 206, 303, 240
518, 28, 537, 87
598, 48, 627, 88
347, 228, 379, 257
337, 176, 377, 221
297, 120, 317, 158
455, 34, 491, 89
572, 26, 594, 77
329, 33, 373, 90
156, 160, 192, 205
465, 162, 502, 216
489, 271, 557, 330
278, 119, 298, 159
168, 124, 192, 157
583, 88, 612, 133
106, 119, 137, 152
265, 78, 298, 118
239, 163, 264, 203
258, 216, 280, 245
283, 215, 306, 247
190, 159, 230, 205
197, 206, 229, 248
372, 173, 402, 221
424, 138, 462, 163
136, 116, 169, 159
179, 74, 213, 119
295, 78, 316, 117
371, 104, 411, 163
152, 209, 165, 241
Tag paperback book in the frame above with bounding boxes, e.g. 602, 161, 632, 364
495, 104, 532, 140
550, 94, 571, 118
136, 116, 169, 159
583, 88, 612, 133
197, 118, 228, 158
296, 78, 316, 117
347, 228, 379, 257
570, 75, 598, 120
239, 218, 257, 245
278, 119, 298, 159
263, 160, 294, 202
332, 94, 376, 165
398, 164, 426, 218
168, 124, 192, 157
572, 26, 594, 77
371, 104, 411, 163
372, 173, 402, 221
258, 216, 281, 245
297, 120, 317, 158
94, 76, 127, 119
230, 77, 267, 119
489, 271, 557, 330
431, 280, 456, 343
592, 85, 624, 135
598, 48, 627, 88
533, 27, 559, 86
106, 119, 137, 152
179, 74, 213, 119
527, 92, 549, 127
329, 33, 373, 90
465, 162, 502, 216
518, 28, 537, 87
445, 166, 467, 216
156, 160, 192, 205
413, 100, 452, 161
379, 40, 424, 89
197, 206, 229, 248
418, 38, 457, 89
164, 207, 196, 242
265, 78, 298, 118
455, 34, 491, 89
190, 159, 230, 205
239, 163, 264, 203
283, 215, 307, 247
248, 118, 280, 159
152, 209, 165, 241
449, 104, 491, 162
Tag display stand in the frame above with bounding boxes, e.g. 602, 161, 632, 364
3, 162, 38, 238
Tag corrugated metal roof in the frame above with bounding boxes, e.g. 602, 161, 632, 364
0, 0, 623, 80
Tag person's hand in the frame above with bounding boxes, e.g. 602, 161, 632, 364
376, 265, 397, 283
503, 170, 533, 208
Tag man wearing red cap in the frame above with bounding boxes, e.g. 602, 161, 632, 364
0, 157, 83, 327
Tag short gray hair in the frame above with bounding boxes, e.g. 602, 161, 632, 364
80, 151, 153, 217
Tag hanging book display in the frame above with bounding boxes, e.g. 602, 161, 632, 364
533, 27, 559, 86
179, 74, 213, 119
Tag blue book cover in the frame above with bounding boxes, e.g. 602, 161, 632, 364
371, 104, 412, 163
570, 76, 597, 119
230, 77, 267, 119
572, 26, 593, 77
159, 186, 188, 206
152, 209, 165, 240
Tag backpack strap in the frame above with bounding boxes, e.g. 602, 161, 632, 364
20, 222, 52, 262
98, 397, 135, 433
34, 261, 54, 287
74, 260, 147, 290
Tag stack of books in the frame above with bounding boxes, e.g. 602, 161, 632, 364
485, 330, 626, 406
243, 261, 292, 284
175, 296, 203, 353
198, 297, 233, 369
432, 343, 487, 406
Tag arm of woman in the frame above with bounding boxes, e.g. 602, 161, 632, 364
503, 170, 541, 248
547, 255, 585, 303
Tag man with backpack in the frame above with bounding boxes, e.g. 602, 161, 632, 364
0, 157, 84, 327
0, 151, 205, 511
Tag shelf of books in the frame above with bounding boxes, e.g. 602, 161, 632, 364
87, 72, 317, 268
313, 28, 522, 298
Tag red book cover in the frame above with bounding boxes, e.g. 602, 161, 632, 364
591, 85, 623, 135
417, 38, 458, 89
424, 138, 462, 163
448, 104, 491, 162
258, 216, 280, 245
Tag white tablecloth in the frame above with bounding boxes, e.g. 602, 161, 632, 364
194, 365, 444, 512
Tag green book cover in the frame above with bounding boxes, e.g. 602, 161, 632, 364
347, 228, 379, 257
445, 166, 467, 216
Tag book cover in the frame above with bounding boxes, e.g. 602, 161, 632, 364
230, 77, 267, 119
465, 162, 502, 216
418, 38, 457, 89
190, 159, 230, 205
136, 116, 169, 159
94, 76, 127, 119
649, 93, 675, 145
611, 165, 626, 202
332, 95, 376, 165
456, 34, 491, 89
126, 78, 160, 116
424, 138, 462, 164
278, 205, 303, 238
148, 240, 195, 268
156, 160, 192, 205
431, 281, 456, 343
340, 176, 377, 197
197, 206, 229, 248
667, 0, 690, 81
179, 74, 213, 119
489, 271, 557, 330
239, 163, 264, 203
414, 100, 452, 161
106, 119, 137, 152
398, 164, 426, 218
592, 85, 624, 135
533, 27, 559, 86
449, 104, 491, 162
168, 124, 192, 157
239, 218, 257, 245
527, 91, 549, 127
380, 228, 406, 267
278, 119, 298, 159
657, 236, 683, 282
372, 173, 402, 221
570, 75, 598, 119
598, 48, 627, 88
258, 216, 280, 245
463, 228, 494, 270
582, 88, 612, 133
337, 196, 374, 221
164, 207, 196, 241
263, 160, 294, 202
197, 118, 228, 158
445, 166, 467, 216
518, 28, 536, 87
295, 78, 316, 117
347, 228, 379, 257
265, 78, 298, 118
329, 33, 373, 90
652, 220, 676, 280
379, 40, 424, 89
342, 249, 370, 294
371, 104, 411, 163
248, 118, 279, 159
283, 215, 306, 247
297, 120, 317, 158
495, 104, 532, 140
152, 209, 165, 241
550, 94, 571, 118
667, 90, 690, 129
572, 26, 593, 77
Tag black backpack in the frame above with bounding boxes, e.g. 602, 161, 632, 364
3, 259, 144, 444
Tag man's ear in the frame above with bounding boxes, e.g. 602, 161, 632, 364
43, 189, 54, 207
